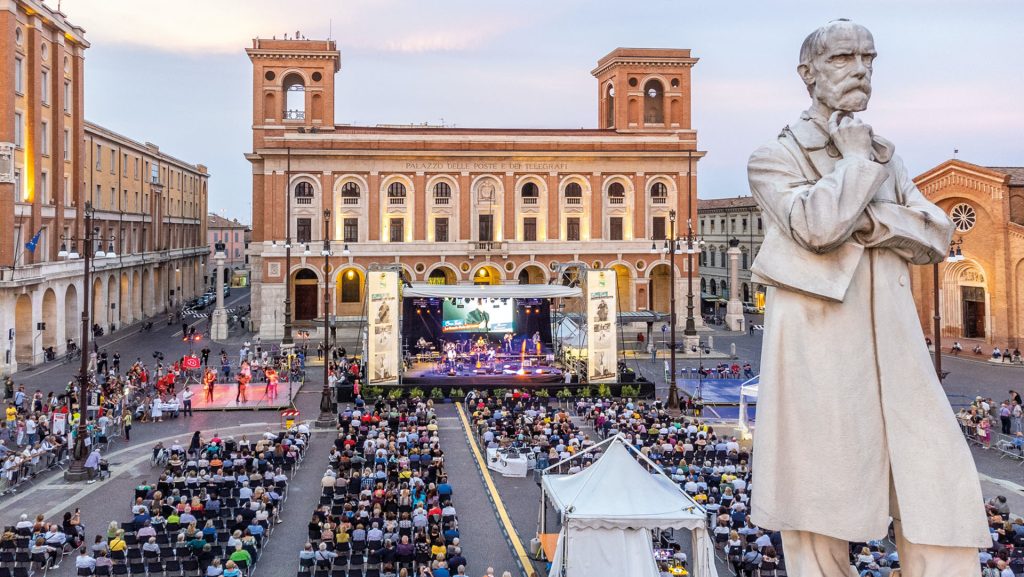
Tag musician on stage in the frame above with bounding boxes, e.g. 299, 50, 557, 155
503, 333, 513, 355
532, 331, 542, 353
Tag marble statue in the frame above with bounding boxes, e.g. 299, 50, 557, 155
748, 19, 990, 577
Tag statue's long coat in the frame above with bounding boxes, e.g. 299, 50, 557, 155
748, 110, 991, 547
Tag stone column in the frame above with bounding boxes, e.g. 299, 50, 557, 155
725, 239, 744, 332
211, 244, 229, 341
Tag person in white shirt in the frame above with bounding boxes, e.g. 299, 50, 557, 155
76, 548, 97, 570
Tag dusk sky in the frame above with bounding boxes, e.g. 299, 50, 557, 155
57, 0, 1023, 222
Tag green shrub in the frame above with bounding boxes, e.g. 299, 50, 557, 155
620, 384, 640, 397
408, 387, 425, 399
579, 386, 592, 398
493, 388, 507, 399
556, 387, 573, 398
430, 387, 444, 399
451, 388, 464, 399
535, 388, 550, 398
387, 388, 404, 400
596, 383, 612, 398
364, 386, 384, 399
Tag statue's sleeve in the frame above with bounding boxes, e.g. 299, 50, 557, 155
748, 143, 887, 254
853, 156, 954, 265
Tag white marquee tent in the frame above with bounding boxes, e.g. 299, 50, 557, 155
540, 435, 719, 577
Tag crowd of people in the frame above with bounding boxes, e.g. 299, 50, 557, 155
300, 397, 464, 577
957, 391, 1024, 452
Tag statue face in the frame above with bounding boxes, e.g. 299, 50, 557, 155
806, 26, 876, 112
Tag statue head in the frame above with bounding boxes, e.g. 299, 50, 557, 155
798, 19, 876, 113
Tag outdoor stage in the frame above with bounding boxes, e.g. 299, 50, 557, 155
402, 361, 564, 387
188, 381, 300, 411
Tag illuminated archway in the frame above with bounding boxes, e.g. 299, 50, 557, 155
335, 267, 365, 317
472, 265, 502, 285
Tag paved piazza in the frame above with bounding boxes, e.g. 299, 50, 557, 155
1, 289, 1023, 576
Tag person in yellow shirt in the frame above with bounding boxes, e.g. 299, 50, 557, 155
108, 530, 127, 552
5, 405, 16, 423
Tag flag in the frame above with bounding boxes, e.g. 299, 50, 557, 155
24, 229, 42, 253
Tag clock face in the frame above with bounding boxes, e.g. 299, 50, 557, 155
950, 203, 976, 233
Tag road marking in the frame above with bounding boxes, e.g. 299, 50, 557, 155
979, 473, 1024, 494
454, 402, 532, 576
173, 293, 250, 337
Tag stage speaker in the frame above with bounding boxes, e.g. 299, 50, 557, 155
620, 371, 635, 383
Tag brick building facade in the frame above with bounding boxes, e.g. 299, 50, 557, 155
245, 39, 704, 340
0, 0, 208, 374
911, 159, 1024, 345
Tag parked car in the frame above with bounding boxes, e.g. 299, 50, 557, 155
223, 286, 231, 297
743, 302, 762, 314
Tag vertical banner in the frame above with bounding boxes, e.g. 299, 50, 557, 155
367, 271, 400, 385
587, 269, 618, 382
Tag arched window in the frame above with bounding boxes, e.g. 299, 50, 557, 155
643, 79, 664, 124
283, 73, 305, 120
650, 182, 668, 199
387, 182, 406, 198
433, 182, 451, 198
721, 279, 728, 298
700, 277, 706, 293
605, 84, 615, 128
564, 183, 582, 198
341, 182, 360, 197
608, 182, 625, 199
521, 182, 539, 198
709, 279, 717, 295
293, 182, 314, 198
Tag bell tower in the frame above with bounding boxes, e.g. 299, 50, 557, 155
246, 38, 341, 131
592, 48, 698, 132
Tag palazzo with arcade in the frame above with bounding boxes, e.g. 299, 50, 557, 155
245, 39, 704, 361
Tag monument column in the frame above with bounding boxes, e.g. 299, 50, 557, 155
211, 243, 229, 340
725, 238, 744, 332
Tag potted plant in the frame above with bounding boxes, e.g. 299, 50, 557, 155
430, 387, 445, 402
409, 387, 425, 400
579, 385, 592, 399
387, 387, 404, 400
535, 388, 550, 398
493, 388, 507, 399
364, 385, 384, 400
556, 387, 573, 399
596, 383, 612, 399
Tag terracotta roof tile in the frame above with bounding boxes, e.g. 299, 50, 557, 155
697, 196, 759, 211
987, 167, 1024, 186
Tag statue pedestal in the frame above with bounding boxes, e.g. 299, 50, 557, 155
725, 301, 745, 332
683, 334, 701, 353
211, 308, 229, 341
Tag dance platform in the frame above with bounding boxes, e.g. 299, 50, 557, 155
188, 381, 300, 411
402, 360, 564, 387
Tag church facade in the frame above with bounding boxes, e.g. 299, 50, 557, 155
911, 159, 1024, 345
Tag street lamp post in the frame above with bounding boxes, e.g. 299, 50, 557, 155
319, 209, 334, 422
656, 209, 704, 411
282, 149, 294, 346
934, 238, 964, 379
59, 201, 116, 482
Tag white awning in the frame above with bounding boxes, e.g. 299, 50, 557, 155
403, 283, 581, 299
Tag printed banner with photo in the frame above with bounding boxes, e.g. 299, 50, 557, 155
367, 270, 400, 385
587, 269, 618, 382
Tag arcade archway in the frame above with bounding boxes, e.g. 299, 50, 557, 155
473, 265, 502, 286
14, 294, 32, 365
335, 267, 365, 317
648, 263, 672, 313
292, 268, 320, 321
942, 259, 990, 339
